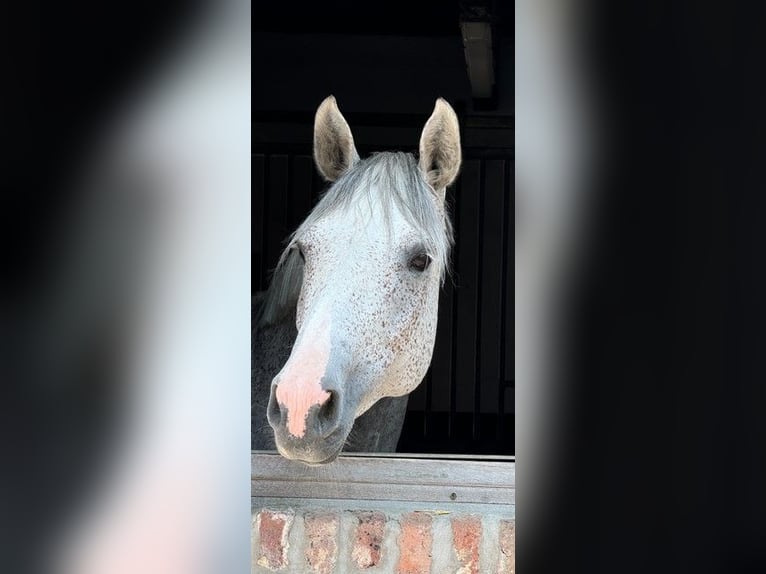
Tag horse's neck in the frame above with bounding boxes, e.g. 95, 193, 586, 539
344, 395, 409, 453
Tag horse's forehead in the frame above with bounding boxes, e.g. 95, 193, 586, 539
297, 206, 424, 316
306, 204, 417, 253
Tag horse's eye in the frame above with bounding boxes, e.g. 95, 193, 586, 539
409, 253, 432, 272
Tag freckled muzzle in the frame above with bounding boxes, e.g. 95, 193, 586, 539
266, 379, 352, 464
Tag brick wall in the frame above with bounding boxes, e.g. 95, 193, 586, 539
252, 507, 514, 573
252, 453, 515, 574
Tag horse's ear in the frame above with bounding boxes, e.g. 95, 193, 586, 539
418, 98, 462, 196
313, 95, 359, 182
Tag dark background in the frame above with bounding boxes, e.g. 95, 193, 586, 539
254, 0, 514, 455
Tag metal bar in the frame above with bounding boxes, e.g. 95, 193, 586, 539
423, 369, 433, 439
498, 159, 510, 441
473, 159, 486, 442
449, 178, 462, 439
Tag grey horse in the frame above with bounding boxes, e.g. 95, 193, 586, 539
252, 95, 461, 464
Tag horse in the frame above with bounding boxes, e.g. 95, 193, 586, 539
252, 95, 461, 464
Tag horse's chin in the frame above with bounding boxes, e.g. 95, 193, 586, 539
301, 451, 341, 466
274, 437, 345, 465
277, 447, 342, 466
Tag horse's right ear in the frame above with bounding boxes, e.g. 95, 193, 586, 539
313, 96, 359, 182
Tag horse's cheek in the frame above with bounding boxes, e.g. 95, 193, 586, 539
376, 287, 436, 398
295, 262, 318, 330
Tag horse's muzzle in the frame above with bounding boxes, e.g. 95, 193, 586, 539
267, 381, 350, 464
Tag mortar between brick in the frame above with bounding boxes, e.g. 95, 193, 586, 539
430, 515, 454, 573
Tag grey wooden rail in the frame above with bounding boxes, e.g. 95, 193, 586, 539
251, 451, 515, 508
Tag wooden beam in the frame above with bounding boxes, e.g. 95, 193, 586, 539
460, 1, 496, 100
461, 20, 495, 99
252, 452, 515, 507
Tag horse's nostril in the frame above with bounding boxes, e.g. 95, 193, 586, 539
267, 384, 282, 426
318, 390, 340, 432
319, 391, 335, 418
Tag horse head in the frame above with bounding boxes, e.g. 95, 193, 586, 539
264, 95, 461, 463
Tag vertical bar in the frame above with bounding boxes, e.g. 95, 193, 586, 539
504, 160, 514, 387
453, 159, 481, 440
449, 176, 462, 440
479, 159, 506, 445
498, 159, 513, 447
472, 160, 486, 442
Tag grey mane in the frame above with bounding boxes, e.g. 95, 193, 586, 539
256, 151, 454, 328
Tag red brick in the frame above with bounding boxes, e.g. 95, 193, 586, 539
497, 520, 515, 574
396, 512, 433, 574
256, 510, 293, 570
452, 515, 482, 574
304, 511, 339, 574
351, 511, 386, 569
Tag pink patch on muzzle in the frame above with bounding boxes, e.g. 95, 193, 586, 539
274, 316, 332, 438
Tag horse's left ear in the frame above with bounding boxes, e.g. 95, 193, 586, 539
418, 98, 462, 196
